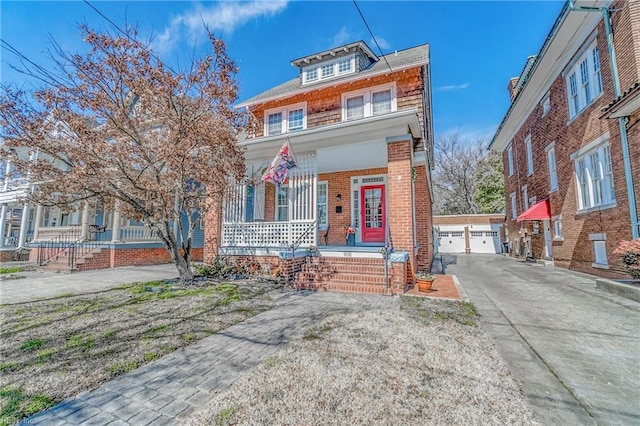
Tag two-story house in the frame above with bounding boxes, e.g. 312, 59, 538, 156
490, 0, 639, 277
204, 40, 435, 293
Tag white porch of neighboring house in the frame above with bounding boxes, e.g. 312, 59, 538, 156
217, 109, 425, 256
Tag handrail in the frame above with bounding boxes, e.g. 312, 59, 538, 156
288, 219, 318, 285
37, 226, 83, 266
68, 234, 110, 270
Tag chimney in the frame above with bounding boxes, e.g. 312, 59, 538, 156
507, 77, 520, 101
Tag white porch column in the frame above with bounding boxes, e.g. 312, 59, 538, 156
17, 203, 30, 248
111, 202, 121, 242
33, 204, 43, 241
0, 204, 7, 248
80, 201, 90, 241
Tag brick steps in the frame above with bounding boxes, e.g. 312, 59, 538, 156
294, 256, 390, 291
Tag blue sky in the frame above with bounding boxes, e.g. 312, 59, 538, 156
1, 0, 565, 142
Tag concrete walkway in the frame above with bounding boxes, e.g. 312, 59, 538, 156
437, 253, 640, 426
0, 264, 178, 304
25, 290, 389, 425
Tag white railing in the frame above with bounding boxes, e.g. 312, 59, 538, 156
35, 226, 80, 241
222, 220, 316, 248
119, 226, 160, 241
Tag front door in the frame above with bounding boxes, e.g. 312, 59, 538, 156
360, 185, 385, 243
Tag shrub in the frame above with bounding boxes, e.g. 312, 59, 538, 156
613, 239, 640, 280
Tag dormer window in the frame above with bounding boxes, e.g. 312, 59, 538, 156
264, 102, 307, 136
302, 54, 356, 85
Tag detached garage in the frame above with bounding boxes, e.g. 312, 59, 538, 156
434, 214, 505, 254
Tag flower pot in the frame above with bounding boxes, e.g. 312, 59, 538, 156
416, 278, 434, 292
346, 234, 355, 246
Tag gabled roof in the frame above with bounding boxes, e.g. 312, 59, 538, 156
236, 43, 429, 108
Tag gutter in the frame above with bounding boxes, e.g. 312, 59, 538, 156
567, 0, 639, 239
488, 1, 570, 150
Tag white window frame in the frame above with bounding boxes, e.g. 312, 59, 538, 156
552, 215, 563, 241
589, 233, 608, 268
264, 102, 307, 136
565, 39, 603, 120
522, 185, 529, 210
507, 145, 514, 176
317, 181, 328, 230
541, 92, 551, 116
545, 142, 558, 192
510, 192, 517, 220
302, 54, 356, 85
525, 135, 534, 176
570, 133, 616, 213
275, 184, 289, 222
341, 82, 397, 121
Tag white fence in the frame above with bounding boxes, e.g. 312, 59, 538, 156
222, 220, 316, 248
119, 226, 160, 241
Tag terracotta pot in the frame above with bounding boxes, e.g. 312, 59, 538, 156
416, 278, 434, 292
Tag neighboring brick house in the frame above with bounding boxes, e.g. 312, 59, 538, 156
490, 0, 639, 278
204, 40, 435, 293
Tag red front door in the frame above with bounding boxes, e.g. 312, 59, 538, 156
360, 185, 385, 243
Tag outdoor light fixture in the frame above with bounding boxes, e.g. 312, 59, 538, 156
335, 194, 342, 202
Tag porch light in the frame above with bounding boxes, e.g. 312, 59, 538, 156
335, 194, 342, 202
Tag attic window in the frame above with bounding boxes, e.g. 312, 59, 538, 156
302, 54, 355, 85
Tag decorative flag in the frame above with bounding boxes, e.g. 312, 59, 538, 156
261, 138, 297, 185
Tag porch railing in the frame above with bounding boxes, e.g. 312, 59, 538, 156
221, 220, 316, 248
119, 226, 160, 241
37, 226, 83, 266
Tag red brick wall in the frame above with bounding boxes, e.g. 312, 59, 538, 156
387, 139, 416, 276
415, 165, 434, 271
501, 13, 638, 277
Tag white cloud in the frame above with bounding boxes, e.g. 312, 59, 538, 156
369, 36, 390, 51
438, 125, 498, 145
332, 26, 353, 46
154, 1, 288, 54
435, 83, 470, 92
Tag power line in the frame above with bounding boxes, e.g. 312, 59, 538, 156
352, 0, 406, 97
83, 0, 178, 75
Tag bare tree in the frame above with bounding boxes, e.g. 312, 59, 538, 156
432, 133, 504, 215
0, 26, 247, 281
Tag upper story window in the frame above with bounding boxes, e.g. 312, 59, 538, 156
342, 83, 397, 121
302, 55, 355, 85
541, 92, 551, 116
565, 41, 603, 119
510, 192, 517, 220
571, 134, 615, 212
507, 145, 514, 176
264, 102, 307, 136
546, 142, 558, 192
525, 135, 534, 176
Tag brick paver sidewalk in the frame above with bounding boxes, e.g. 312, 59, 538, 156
26, 290, 391, 425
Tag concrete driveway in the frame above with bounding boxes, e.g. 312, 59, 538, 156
437, 253, 640, 426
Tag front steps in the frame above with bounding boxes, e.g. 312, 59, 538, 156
39, 246, 109, 272
293, 256, 394, 294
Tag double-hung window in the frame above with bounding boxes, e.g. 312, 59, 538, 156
571, 134, 615, 212
342, 83, 397, 121
565, 40, 603, 119
525, 135, 534, 176
507, 145, 514, 176
264, 103, 307, 136
276, 185, 289, 221
546, 142, 558, 192
510, 192, 517, 220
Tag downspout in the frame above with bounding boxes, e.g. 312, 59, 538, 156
569, 0, 639, 239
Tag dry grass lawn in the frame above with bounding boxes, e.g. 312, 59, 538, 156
0, 278, 279, 424
190, 296, 537, 425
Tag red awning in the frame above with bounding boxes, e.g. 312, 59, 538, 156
517, 199, 551, 221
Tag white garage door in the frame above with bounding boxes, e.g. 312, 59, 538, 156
438, 230, 466, 253
469, 230, 500, 254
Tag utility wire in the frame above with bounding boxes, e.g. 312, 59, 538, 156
352, 0, 407, 98
83, 0, 178, 74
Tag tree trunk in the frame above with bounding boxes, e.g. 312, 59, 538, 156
158, 222, 194, 283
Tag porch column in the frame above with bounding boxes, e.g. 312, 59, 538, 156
386, 135, 416, 272
17, 203, 30, 248
203, 190, 222, 263
111, 202, 121, 242
33, 204, 43, 241
0, 204, 7, 248
80, 201, 90, 241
